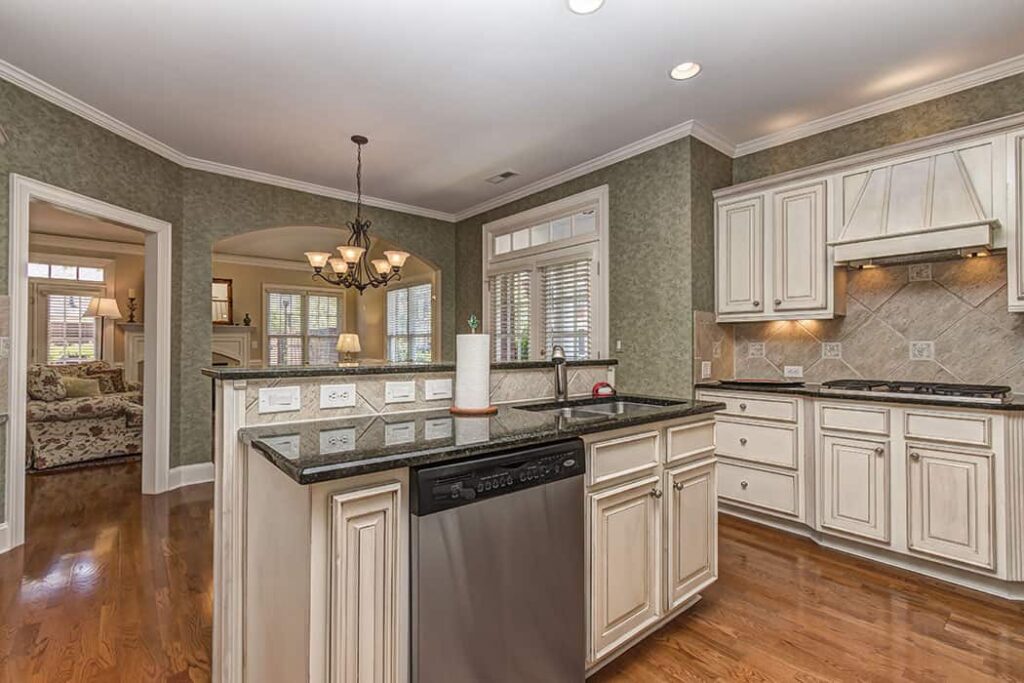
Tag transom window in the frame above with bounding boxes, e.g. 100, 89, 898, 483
29, 261, 105, 282
264, 287, 345, 366
483, 186, 608, 362
386, 283, 433, 362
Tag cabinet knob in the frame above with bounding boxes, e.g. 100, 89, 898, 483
774, 299, 782, 306
739, 403, 747, 411
650, 488, 663, 499
673, 481, 684, 491
740, 480, 749, 489
739, 437, 748, 446
874, 446, 885, 456
910, 451, 921, 460
752, 300, 761, 307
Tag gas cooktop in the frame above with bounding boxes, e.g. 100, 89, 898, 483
819, 379, 1013, 405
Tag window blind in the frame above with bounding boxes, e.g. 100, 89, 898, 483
489, 269, 531, 361
266, 291, 305, 366
46, 293, 97, 364
541, 258, 592, 360
266, 289, 343, 366
306, 294, 339, 365
387, 284, 432, 362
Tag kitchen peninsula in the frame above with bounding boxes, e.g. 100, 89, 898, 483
205, 361, 724, 682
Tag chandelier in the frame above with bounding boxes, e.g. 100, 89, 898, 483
304, 135, 409, 293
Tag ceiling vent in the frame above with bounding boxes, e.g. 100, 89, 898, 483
485, 170, 519, 184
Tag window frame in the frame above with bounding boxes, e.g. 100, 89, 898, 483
261, 284, 347, 366
481, 185, 609, 361
384, 279, 435, 363
29, 253, 116, 363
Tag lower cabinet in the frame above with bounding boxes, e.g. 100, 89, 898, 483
665, 461, 717, 610
819, 435, 890, 543
589, 474, 662, 662
906, 444, 994, 570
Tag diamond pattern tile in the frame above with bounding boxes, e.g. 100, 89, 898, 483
935, 310, 1024, 383
933, 255, 1007, 306
875, 281, 970, 340
847, 265, 908, 310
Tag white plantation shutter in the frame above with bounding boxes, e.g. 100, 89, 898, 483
46, 293, 97, 364
541, 258, 592, 360
306, 294, 339, 365
489, 269, 531, 361
387, 284, 432, 362
266, 289, 343, 366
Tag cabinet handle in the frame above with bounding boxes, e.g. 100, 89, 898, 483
673, 481, 684, 491
650, 488, 663, 499
774, 299, 782, 306
874, 446, 885, 456
739, 403, 747, 411
910, 451, 921, 461
752, 300, 761, 307
740, 480, 749, 489
739, 437, 748, 446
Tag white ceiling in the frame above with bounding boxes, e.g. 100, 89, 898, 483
214, 225, 390, 263
3, 0, 1024, 217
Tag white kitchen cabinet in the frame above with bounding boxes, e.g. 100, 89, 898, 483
665, 461, 717, 611
715, 195, 764, 315
1008, 128, 1024, 312
819, 435, 890, 543
589, 474, 662, 662
907, 444, 995, 570
772, 181, 828, 313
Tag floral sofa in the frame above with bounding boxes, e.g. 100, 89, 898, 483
26, 361, 143, 471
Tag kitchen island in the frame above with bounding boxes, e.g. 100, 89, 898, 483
206, 361, 724, 682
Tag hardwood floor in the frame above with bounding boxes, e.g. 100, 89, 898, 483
1, 463, 1022, 681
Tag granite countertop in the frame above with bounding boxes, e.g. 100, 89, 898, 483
695, 381, 1024, 412
202, 358, 617, 380
242, 395, 723, 484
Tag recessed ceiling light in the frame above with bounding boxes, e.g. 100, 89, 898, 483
567, 0, 604, 14
669, 62, 702, 81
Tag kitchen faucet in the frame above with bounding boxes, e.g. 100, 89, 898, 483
551, 345, 568, 402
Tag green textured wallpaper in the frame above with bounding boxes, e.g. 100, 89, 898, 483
733, 72, 1024, 184
456, 137, 730, 398
0, 79, 455, 476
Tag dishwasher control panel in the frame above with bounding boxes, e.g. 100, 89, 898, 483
411, 439, 585, 515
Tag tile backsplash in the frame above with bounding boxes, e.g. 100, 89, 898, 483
719, 255, 1024, 393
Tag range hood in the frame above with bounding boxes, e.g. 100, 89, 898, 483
830, 141, 1000, 265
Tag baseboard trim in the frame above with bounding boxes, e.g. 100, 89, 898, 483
167, 462, 215, 490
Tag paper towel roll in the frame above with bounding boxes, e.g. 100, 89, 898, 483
452, 334, 494, 414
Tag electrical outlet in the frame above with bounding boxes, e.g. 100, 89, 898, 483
784, 365, 804, 378
424, 378, 453, 401
424, 417, 453, 440
385, 381, 416, 403
385, 421, 416, 445
701, 361, 712, 379
320, 383, 356, 409
319, 427, 355, 454
258, 386, 301, 414
615, 340, 622, 352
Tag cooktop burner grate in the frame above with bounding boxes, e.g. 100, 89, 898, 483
821, 379, 1013, 403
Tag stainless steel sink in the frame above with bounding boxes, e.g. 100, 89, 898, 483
515, 398, 684, 419
572, 401, 666, 416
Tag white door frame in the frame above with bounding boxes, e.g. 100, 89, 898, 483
2, 175, 173, 553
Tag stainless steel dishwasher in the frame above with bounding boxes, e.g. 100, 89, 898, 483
411, 439, 586, 683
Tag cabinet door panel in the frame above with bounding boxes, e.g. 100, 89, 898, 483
773, 181, 827, 312
329, 483, 402, 683
716, 196, 764, 315
665, 462, 717, 611
589, 475, 661, 663
907, 445, 994, 570
819, 435, 889, 543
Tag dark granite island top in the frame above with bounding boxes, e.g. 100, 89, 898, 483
203, 358, 617, 381
242, 395, 724, 484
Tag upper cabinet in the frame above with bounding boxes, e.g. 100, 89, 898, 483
715, 180, 841, 322
1009, 128, 1024, 312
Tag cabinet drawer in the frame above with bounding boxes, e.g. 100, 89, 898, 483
819, 403, 889, 435
666, 420, 715, 464
715, 419, 798, 469
903, 410, 991, 448
718, 461, 800, 518
589, 431, 661, 487
698, 392, 797, 422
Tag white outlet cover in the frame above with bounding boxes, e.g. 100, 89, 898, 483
784, 365, 804, 378
425, 417, 453, 440
258, 386, 301, 414
424, 378, 453, 401
385, 421, 416, 445
320, 383, 357, 409
701, 361, 712, 379
385, 380, 417, 403
319, 427, 356, 454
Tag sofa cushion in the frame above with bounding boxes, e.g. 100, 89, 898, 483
26, 394, 134, 422
64, 377, 102, 398
87, 367, 126, 394
27, 364, 67, 401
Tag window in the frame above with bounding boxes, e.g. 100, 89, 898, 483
387, 283, 433, 362
483, 186, 607, 361
29, 261, 105, 282
265, 288, 344, 366
45, 292, 98, 364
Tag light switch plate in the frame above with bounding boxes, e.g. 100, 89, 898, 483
258, 386, 301, 414
701, 361, 712, 379
319, 427, 356, 454
385, 381, 416, 404
320, 383, 357, 409
784, 365, 804, 378
385, 421, 416, 445
424, 378, 453, 401
425, 417, 453, 440
261, 435, 300, 459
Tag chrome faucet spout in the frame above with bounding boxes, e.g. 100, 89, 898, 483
551, 345, 568, 402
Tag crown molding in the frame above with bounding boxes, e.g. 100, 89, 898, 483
454, 119, 735, 222
733, 52, 1024, 157
0, 59, 457, 222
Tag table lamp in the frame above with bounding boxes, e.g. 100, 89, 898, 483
336, 333, 361, 366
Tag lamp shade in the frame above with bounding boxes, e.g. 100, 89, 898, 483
85, 297, 123, 319
336, 333, 362, 354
